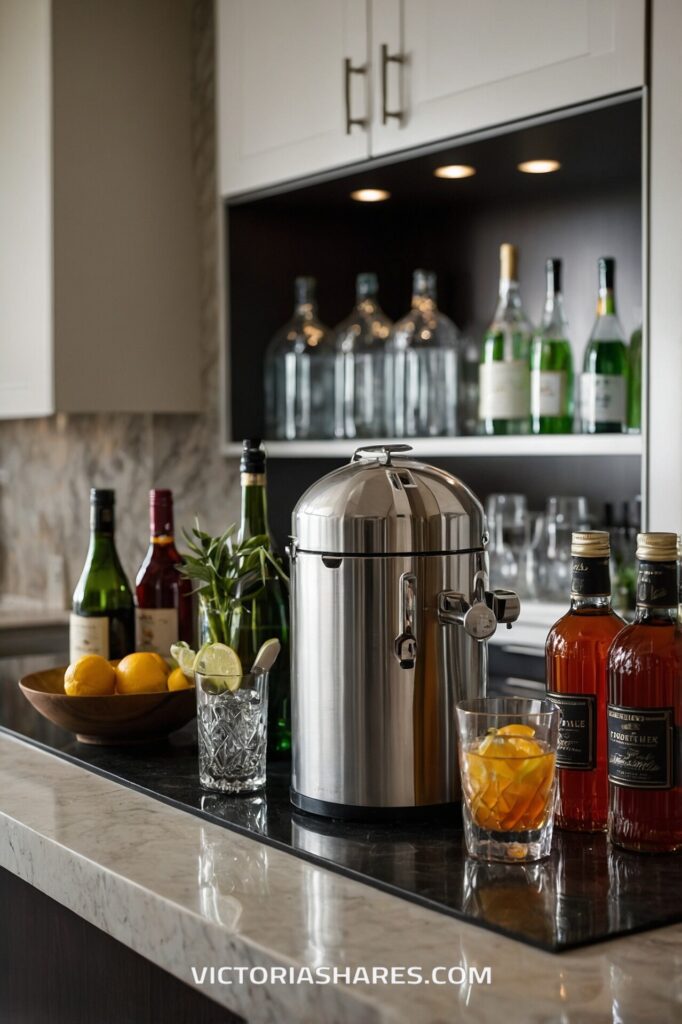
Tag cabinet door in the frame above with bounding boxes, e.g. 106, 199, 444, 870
371, 0, 645, 157
0, 0, 53, 418
217, 0, 370, 196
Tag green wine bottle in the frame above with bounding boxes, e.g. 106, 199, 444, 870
232, 440, 291, 756
530, 259, 574, 434
479, 243, 532, 435
70, 489, 135, 662
627, 323, 642, 432
581, 258, 628, 434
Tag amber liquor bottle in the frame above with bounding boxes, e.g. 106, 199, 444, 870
546, 532, 625, 831
607, 532, 682, 852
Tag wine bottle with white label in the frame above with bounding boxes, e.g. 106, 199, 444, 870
479, 243, 532, 435
135, 489, 193, 654
580, 257, 628, 434
530, 259, 574, 434
70, 489, 135, 662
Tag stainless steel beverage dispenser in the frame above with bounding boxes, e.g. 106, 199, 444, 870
289, 444, 520, 819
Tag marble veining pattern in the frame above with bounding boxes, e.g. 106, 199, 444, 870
0, 733, 680, 1024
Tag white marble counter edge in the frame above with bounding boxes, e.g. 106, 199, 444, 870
0, 731, 680, 1024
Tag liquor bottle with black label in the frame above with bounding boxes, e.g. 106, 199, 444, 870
70, 489, 135, 662
607, 532, 682, 852
545, 531, 625, 831
479, 243, 533, 435
135, 489, 193, 654
580, 257, 628, 434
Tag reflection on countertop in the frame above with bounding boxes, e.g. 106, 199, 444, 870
0, 731, 680, 1024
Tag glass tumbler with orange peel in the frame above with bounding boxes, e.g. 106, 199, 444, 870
456, 698, 559, 863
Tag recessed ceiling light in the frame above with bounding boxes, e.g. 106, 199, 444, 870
350, 188, 391, 202
517, 159, 561, 174
433, 164, 476, 179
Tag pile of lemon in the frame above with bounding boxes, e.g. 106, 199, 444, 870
64, 651, 193, 697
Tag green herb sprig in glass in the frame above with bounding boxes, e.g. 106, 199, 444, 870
178, 522, 289, 649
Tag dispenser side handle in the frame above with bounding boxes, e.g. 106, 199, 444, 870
394, 571, 417, 669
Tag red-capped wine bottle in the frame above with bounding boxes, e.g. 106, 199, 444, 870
135, 489, 193, 654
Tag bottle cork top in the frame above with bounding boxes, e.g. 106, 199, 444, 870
500, 243, 518, 282
636, 532, 679, 561
571, 531, 610, 557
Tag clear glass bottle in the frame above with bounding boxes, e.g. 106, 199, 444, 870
627, 322, 642, 433
264, 276, 334, 440
580, 257, 628, 434
334, 272, 392, 438
479, 243, 533, 435
530, 259, 574, 434
385, 269, 459, 437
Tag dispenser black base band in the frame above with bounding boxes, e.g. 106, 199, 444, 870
290, 788, 460, 822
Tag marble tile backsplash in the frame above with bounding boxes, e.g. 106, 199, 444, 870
0, 0, 241, 603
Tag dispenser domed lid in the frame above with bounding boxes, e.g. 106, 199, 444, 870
292, 445, 487, 555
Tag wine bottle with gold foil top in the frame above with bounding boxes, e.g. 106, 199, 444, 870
607, 532, 682, 852
546, 532, 625, 831
233, 440, 291, 756
479, 243, 532, 435
71, 489, 135, 662
580, 257, 628, 433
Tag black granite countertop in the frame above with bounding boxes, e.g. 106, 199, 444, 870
2, 651, 681, 953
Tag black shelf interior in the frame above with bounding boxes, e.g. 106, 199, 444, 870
224, 95, 643, 549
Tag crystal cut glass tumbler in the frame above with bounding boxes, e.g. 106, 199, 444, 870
196, 671, 268, 793
456, 697, 559, 863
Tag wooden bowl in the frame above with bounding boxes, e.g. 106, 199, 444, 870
19, 666, 196, 745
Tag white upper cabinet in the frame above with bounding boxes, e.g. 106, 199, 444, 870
216, 0, 646, 195
217, 0, 370, 196
371, 0, 645, 156
0, 0, 201, 419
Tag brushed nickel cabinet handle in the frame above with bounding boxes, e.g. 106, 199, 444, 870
344, 58, 367, 134
381, 42, 405, 124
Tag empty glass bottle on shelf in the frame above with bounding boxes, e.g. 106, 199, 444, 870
334, 272, 392, 438
264, 276, 334, 440
385, 269, 460, 437
479, 243, 533, 436
530, 258, 574, 434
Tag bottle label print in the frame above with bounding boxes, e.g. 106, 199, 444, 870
607, 705, 675, 788
547, 692, 596, 770
135, 608, 178, 656
580, 374, 625, 424
70, 614, 109, 662
479, 361, 530, 419
531, 370, 567, 416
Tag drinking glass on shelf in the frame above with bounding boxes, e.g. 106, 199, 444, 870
538, 496, 590, 600
486, 494, 528, 590
196, 671, 268, 793
456, 697, 559, 863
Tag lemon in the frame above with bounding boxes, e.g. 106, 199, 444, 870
64, 655, 116, 697
170, 641, 196, 677
193, 642, 242, 693
115, 652, 169, 695
167, 666, 193, 691
251, 638, 281, 673
149, 652, 171, 677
